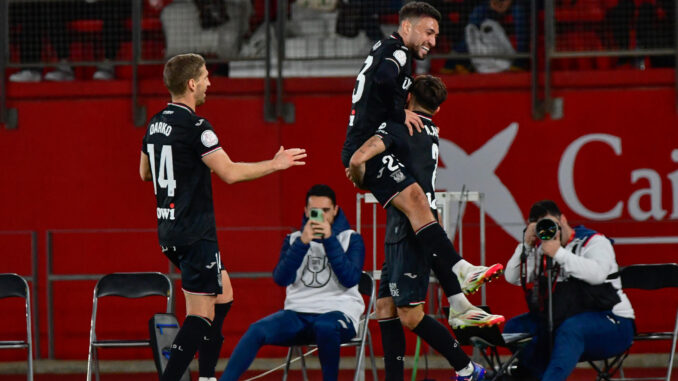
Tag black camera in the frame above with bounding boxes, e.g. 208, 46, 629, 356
535, 218, 559, 241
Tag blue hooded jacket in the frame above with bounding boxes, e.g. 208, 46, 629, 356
272, 208, 365, 288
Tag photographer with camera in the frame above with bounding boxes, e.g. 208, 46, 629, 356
219, 184, 365, 381
503, 200, 635, 381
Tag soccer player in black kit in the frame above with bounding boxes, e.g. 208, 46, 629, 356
343, 2, 503, 325
350, 76, 488, 381
140, 53, 306, 381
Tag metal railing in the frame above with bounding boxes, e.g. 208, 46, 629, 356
43, 226, 294, 359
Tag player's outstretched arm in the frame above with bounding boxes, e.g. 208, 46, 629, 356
202, 146, 306, 184
348, 136, 386, 188
139, 152, 152, 181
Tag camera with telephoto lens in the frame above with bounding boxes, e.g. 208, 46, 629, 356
535, 218, 559, 241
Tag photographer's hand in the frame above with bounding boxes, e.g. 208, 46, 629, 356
541, 233, 561, 257
524, 222, 537, 248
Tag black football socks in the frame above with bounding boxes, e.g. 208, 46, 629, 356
379, 317, 406, 381
161, 315, 212, 381
411, 315, 469, 371
199, 302, 232, 378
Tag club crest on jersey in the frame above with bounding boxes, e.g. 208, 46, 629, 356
393, 50, 407, 67
201, 130, 219, 147
390, 170, 406, 183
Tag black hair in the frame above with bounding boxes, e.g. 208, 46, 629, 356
528, 200, 562, 223
306, 184, 336, 205
399, 1, 442, 23
410, 75, 447, 112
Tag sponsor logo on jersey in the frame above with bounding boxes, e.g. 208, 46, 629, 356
403, 273, 418, 279
162, 110, 174, 115
195, 118, 205, 126
201, 130, 219, 148
372, 40, 382, 51
157, 207, 176, 220
393, 49, 407, 67
149, 122, 172, 136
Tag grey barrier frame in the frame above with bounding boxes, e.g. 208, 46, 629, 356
44, 226, 294, 359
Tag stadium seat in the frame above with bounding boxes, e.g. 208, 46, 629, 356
282, 271, 378, 381
86, 272, 173, 381
0, 274, 33, 381
585, 263, 678, 380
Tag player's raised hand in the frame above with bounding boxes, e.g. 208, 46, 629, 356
273, 146, 307, 170
404, 109, 424, 136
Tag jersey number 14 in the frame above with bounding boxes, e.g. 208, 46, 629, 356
147, 144, 177, 197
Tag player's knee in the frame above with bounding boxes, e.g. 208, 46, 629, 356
396, 307, 424, 330
397, 185, 432, 219
376, 297, 397, 319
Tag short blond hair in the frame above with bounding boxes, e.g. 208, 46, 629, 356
163, 53, 205, 96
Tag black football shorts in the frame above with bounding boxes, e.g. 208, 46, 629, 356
378, 235, 432, 307
162, 240, 223, 295
363, 152, 416, 207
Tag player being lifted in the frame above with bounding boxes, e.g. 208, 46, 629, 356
140, 53, 306, 381
351, 75, 490, 381
342, 2, 503, 326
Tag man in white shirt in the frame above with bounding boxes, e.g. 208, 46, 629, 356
503, 200, 635, 381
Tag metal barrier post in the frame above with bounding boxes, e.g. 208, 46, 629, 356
0, 0, 17, 129
530, 0, 544, 120
131, 0, 146, 127
544, 0, 555, 118
263, 0, 276, 122
31, 231, 40, 359
46, 231, 54, 359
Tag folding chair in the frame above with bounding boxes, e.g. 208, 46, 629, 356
452, 320, 533, 381
586, 263, 678, 381
0, 274, 33, 381
86, 272, 173, 381
283, 271, 378, 381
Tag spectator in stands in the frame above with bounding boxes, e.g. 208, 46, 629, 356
8, 2, 73, 82
9, 0, 157, 82
444, 0, 528, 73
503, 200, 635, 380
219, 184, 365, 381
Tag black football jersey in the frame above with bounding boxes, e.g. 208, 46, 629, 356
376, 113, 440, 243
142, 102, 221, 246
341, 33, 413, 167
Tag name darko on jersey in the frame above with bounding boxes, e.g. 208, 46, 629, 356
149, 122, 172, 136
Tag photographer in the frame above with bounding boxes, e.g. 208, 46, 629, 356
503, 200, 635, 381
219, 184, 365, 381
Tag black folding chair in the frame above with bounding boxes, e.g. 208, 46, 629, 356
452, 320, 533, 381
586, 263, 678, 381
86, 272, 173, 381
0, 274, 33, 381
283, 271, 378, 381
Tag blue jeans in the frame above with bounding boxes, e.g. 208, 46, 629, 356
219, 310, 356, 381
504, 311, 634, 381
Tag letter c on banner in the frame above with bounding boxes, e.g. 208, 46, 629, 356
558, 134, 623, 220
